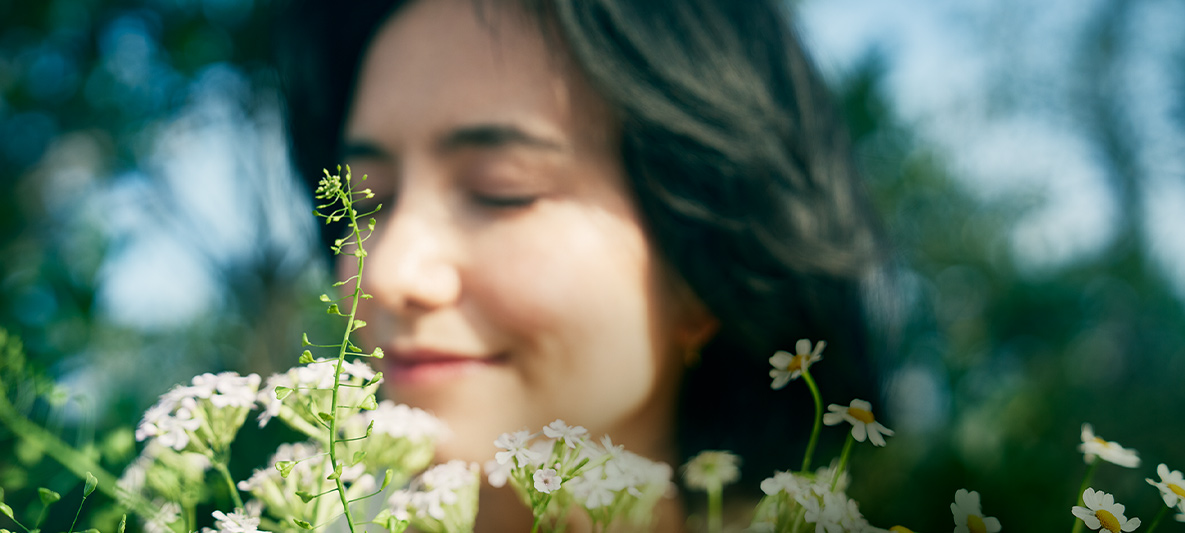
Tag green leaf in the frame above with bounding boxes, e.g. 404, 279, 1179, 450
296, 491, 315, 504
319, 294, 331, 302
371, 347, 385, 359
327, 462, 343, 481
84, 472, 98, 497
81, 529, 100, 533
293, 519, 313, 530
352, 320, 367, 331
365, 372, 384, 387
366, 420, 375, 437
360, 395, 377, 411
0, 486, 5, 502
275, 386, 293, 401
386, 517, 409, 533
0, 503, 12, 520
327, 304, 340, 315
368, 218, 377, 230
299, 350, 315, 364
379, 469, 395, 491
352, 451, 366, 465
302, 333, 312, 347
276, 460, 295, 478
317, 412, 334, 424
117, 515, 126, 533
38, 487, 60, 505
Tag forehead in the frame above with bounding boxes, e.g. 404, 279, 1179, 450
346, 0, 609, 147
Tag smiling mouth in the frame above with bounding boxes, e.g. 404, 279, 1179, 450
384, 350, 507, 386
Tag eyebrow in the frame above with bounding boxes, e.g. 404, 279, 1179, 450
341, 123, 567, 162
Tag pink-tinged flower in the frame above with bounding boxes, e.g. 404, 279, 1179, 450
533, 467, 562, 494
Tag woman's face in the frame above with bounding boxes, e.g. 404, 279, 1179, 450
342, 0, 713, 463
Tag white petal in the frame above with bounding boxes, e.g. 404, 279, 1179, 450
851, 422, 868, 442
796, 339, 811, 354
984, 517, 1002, 532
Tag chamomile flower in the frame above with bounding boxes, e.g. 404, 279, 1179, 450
681, 450, 741, 491
951, 489, 1001, 533
1147, 463, 1185, 511
823, 399, 894, 446
1072, 488, 1141, 532
769, 339, 825, 390
1079, 424, 1140, 468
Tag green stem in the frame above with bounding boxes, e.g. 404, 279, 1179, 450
707, 482, 723, 533
830, 434, 855, 493
1070, 459, 1098, 533
1144, 505, 1169, 533
67, 494, 89, 533
326, 179, 370, 533
213, 461, 244, 510
800, 369, 824, 472
0, 394, 158, 521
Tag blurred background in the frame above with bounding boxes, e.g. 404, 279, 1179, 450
1, 0, 1183, 530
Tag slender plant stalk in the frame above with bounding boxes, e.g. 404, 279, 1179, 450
799, 369, 824, 472
1070, 459, 1099, 533
830, 434, 855, 493
1144, 505, 1169, 533
212, 461, 245, 510
707, 482, 723, 533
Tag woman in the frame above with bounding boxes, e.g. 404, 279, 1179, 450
277, 0, 885, 530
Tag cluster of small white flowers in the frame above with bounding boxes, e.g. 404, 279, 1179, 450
359, 400, 446, 441
753, 467, 875, 533
238, 441, 374, 527
387, 461, 480, 532
135, 372, 261, 452
494, 429, 542, 468
202, 510, 269, 533
682, 450, 741, 491
256, 360, 378, 431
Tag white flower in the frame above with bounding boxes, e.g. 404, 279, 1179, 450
145, 502, 182, 533
1072, 488, 1141, 532
760, 471, 808, 497
192, 372, 261, 409
207, 510, 268, 533
681, 450, 740, 491
823, 399, 894, 447
542, 419, 589, 448
533, 467, 562, 494
1147, 463, 1185, 510
951, 489, 1001, 533
769, 339, 825, 389
494, 429, 542, 468
1079, 424, 1140, 468
484, 459, 512, 488
136, 394, 201, 450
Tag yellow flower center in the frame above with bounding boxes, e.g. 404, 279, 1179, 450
848, 406, 875, 424
966, 514, 987, 533
783, 355, 806, 373
890, 526, 915, 533
1170, 483, 1185, 499
1095, 509, 1121, 533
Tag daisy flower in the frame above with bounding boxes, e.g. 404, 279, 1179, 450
1147, 463, 1185, 511
681, 450, 741, 491
951, 489, 1002, 533
768, 339, 825, 390
823, 399, 894, 446
1079, 424, 1140, 468
1072, 488, 1140, 532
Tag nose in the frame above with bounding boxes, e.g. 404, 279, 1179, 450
361, 195, 462, 315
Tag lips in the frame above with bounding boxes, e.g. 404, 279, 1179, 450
383, 348, 506, 386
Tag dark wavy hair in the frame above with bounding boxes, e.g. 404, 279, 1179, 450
275, 0, 887, 497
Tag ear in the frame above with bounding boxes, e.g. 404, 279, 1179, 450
673, 290, 719, 353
